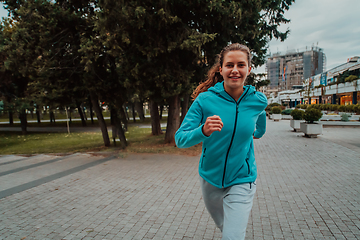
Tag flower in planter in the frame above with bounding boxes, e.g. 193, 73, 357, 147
304, 108, 323, 123
290, 109, 304, 120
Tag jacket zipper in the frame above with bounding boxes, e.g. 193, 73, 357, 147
222, 88, 249, 187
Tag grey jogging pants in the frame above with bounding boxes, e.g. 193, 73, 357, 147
200, 177, 256, 240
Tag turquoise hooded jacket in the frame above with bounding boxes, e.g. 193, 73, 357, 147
175, 82, 267, 188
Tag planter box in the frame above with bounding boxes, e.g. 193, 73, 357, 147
320, 115, 341, 121
290, 119, 304, 131
300, 122, 323, 138
281, 115, 292, 120
272, 114, 282, 121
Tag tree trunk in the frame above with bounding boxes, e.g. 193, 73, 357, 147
8, 110, 13, 125
36, 106, 41, 123
116, 109, 127, 149
180, 94, 190, 125
131, 103, 136, 123
88, 96, 94, 124
119, 105, 128, 132
19, 109, 27, 135
50, 110, 55, 123
165, 94, 180, 144
77, 103, 87, 127
90, 92, 110, 147
111, 107, 127, 148
110, 108, 117, 145
135, 101, 145, 122
159, 105, 163, 119
82, 103, 87, 120
123, 105, 129, 121
150, 100, 162, 135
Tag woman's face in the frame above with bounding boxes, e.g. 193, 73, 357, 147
219, 50, 251, 92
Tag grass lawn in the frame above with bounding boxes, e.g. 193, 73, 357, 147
0, 132, 105, 155
0, 124, 202, 156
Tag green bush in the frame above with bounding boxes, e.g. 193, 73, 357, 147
308, 104, 321, 110
290, 109, 304, 120
320, 104, 331, 111
297, 104, 308, 109
346, 104, 355, 113
266, 103, 280, 112
281, 109, 293, 115
330, 104, 338, 111
268, 103, 281, 107
271, 106, 282, 114
338, 105, 346, 112
304, 108, 323, 123
354, 104, 360, 114
341, 113, 350, 122
345, 75, 358, 82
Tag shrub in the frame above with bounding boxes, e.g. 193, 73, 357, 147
330, 104, 338, 111
297, 104, 308, 109
268, 103, 281, 107
346, 104, 355, 113
290, 109, 304, 120
304, 108, 323, 123
354, 104, 360, 114
338, 105, 346, 112
272, 106, 282, 114
266, 102, 280, 112
345, 75, 358, 82
341, 113, 350, 122
281, 109, 293, 115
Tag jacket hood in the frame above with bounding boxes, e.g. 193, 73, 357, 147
207, 81, 256, 101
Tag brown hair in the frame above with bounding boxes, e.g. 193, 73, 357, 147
192, 43, 251, 100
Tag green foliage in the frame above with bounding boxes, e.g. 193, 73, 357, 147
354, 104, 360, 114
0, 132, 104, 154
330, 104, 338, 111
340, 113, 350, 122
281, 109, 293, 115
296, 104, 308, 109
0, 0, 296, 143
338, 105, 346, 112
308, 104, 321, 110
345, 75, 359, 82
304, 108, 323, 123
290, 109, 304, 120
271, 106, 282, 114
266, 102, 280, 111
345, 104, 355, 113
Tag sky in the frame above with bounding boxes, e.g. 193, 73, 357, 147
252, 0, 360, 73
0, 1, 359, 74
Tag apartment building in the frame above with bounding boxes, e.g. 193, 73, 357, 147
266, 47, 326, 91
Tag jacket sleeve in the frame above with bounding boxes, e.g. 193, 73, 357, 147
253, 110, 266, 138
175, 98, 209, 148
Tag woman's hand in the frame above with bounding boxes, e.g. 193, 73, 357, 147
202, 115, 223, 137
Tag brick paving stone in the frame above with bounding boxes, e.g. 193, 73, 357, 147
0, 119, 359, 239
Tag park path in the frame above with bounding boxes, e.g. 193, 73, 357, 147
0, 119, 359, 239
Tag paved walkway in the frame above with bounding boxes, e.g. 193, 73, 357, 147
0, 119, 359, 239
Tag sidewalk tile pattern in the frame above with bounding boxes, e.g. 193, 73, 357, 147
0, 119, 359, 239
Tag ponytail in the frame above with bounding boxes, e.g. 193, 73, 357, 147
191, 62, 223, 100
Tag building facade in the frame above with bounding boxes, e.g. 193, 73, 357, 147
268, 56, 360, 107
266, 47, 326, 91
